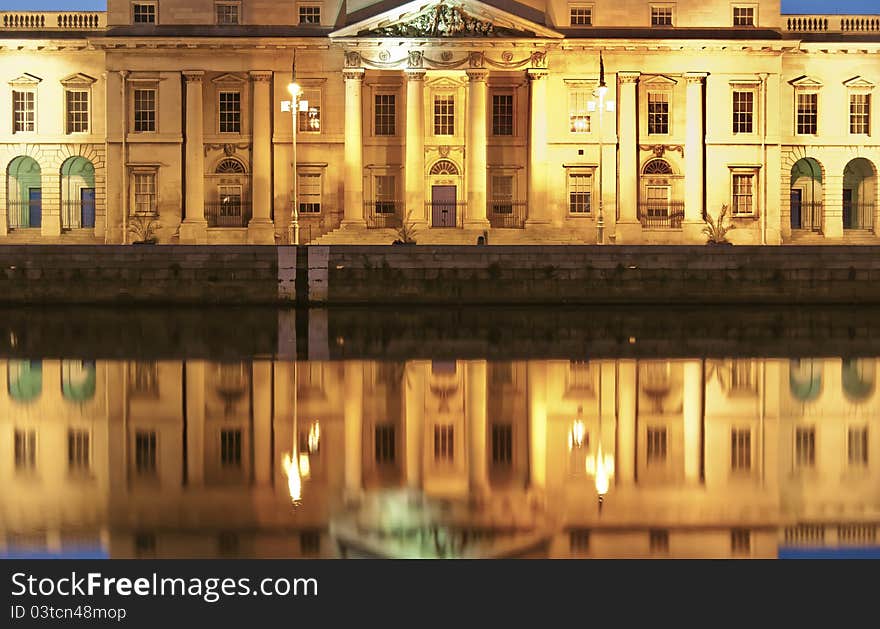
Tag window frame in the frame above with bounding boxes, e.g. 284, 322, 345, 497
568, 88, 593, 134
795, 91, 819, 136
730, 427, 752, 472
297, 169, 323, 214
647, 90, 670, 135
14, 428, 37, 472
131, 1, 158, 25
64, 89, 90, 135
131, 168, 158, 216
650, 4, 675, 27
296, 3, 322, 25
218, 90, 242, 134
373, 92, 397, 137
67, 428, 91, 474
795, 426, 816, 469
731, 3, 757, 27
132, 86, 158, 133
847, 425, 868, 467
297, 87, 322, 134
566, 167, 595, 216
491, 91, 515, 136
433, 92, 455, 136
489, 171, 516, 215
12, 89, 36, 134
729, 167, 759, 218
849, 92, 871, 136
569, 3, 594, 27
731, 87, 756, 135
134, 430, 158, 477
214, 1, 241, 25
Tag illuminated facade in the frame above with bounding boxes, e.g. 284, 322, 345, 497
1, 357, 878, 558
0, 1, 878, 245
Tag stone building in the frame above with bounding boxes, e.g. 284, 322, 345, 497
0, 1, 878, 245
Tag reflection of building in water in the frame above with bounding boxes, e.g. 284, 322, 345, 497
1, 358, 878, 558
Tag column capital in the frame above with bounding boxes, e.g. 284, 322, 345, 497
526, 68, 548, 81
684, 72, 709, 84
465, 69, 489, 82
404, 68, 426, 81
249, 70, 273, 83
182, 70, 204, 83
618, 71, 641, 84
342, 67, 365, 81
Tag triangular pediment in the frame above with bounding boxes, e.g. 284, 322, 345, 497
789, 75, 823, 89
60, 72, 97, 86
211, 73, 247, 86
332, 0, 563, 39
843, 76, 875, 89
8, 73, 42, 86
642, 74, 677, 88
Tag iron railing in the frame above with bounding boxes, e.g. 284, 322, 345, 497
61, 200, 96, 229
364, 200, 403, 229
638, 201, 684, 229
205, 201, 252, 228
425, 200, 467, 228
844, 203, 875, 231
489, 200, 527, 229
791, 201, 823, 232
6, 200, 40, 229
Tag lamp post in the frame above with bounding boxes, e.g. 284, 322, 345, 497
282, 82, 305, 245
593, 52, 614, 245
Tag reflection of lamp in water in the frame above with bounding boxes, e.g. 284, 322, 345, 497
308, 421, 321, 454
282, 452, 302, 505
584, 369, 614, 510
283, 360, 304, 505
569, 406, 586, 450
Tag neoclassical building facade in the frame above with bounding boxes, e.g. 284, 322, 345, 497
0, 0, 878, 245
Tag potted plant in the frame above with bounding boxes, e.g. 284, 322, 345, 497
128, 214, 160, 245
703, 204, 735, 246
392, 210, 419, 245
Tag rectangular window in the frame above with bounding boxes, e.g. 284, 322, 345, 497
298, 173, 321, 214
650, 530, 669, 553
569, 90, 591, 133
848, 427, 868, 466
66, 90, 89, 134
374, 175, 396, 214
647, 427, 667, 463
219, 91, 241, 133
374, 94, 396, 136
12, 90, 35, 133
491, 424, 513, 466
651, 6, 673, 26
434, 94, 455, 135
850, 93, 870, 135
732, 90, 754, 134
133, 88, 156, 132
648, 92, 669, 134
731, 428, 751, 471
795, 427, 815, 468
129, 361, 159, 397
733, 6, 755, 26
434, 425, 454, 462
492, 93, 514, 136
490, 175, 514, 214
219, 184, 242, 222
298, 5, 321, 24
215, 2, 240, 25
220, 429, 242, 467
132, 2, 157, 24
375, 425, 396, 464
570, 6, 593, 26
646, 186, 670, 217
796, 92, 818, 135
135, 431, 157, 475
14, 429, 36, 471
732, 173, 755, 217
68, 430, 90, 472
133, 172, 157, 215
298, 89, 321, 133
731, 529, 751, 554
568, 172, 592, 214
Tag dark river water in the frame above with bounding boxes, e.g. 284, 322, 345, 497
2, 306, 879, 559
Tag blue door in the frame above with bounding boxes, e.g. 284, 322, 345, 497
28, 188, 41, 228
81, 188, 96, 228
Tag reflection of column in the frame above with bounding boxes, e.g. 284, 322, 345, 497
252, 361, 272, 485
527, 361, 547, 489
684, 73, 707, 226
248, 71, 275, 243
185, 361, 206, 486
616, 360, 637, 486
526, 69, 549, 224
180, 70, 207, 244
405, 69, 426, 224
683, 360, 703, 484
617, 73, 640, 226
467, 360, 488, 492
404, 362, 425, 489
465, 69, 489, 227
824, 173, 844, 238
343, 361, 363, 496
342, 68, 365, 225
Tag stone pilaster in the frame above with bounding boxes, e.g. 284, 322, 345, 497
616, 72, 641, 243
248, 71, 275, 243
180, 70, 207, 244
526, 69, 549, 225
683, 72, 707, 241
342, 68, 365, 226
465, 69, 489, 228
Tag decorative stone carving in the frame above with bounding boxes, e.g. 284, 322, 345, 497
358, 2, 527, 38
639, 144, 684, 158
204, 142, 250, 156
408, 50, 424, 68
342, 68, 365, 81
378, 50, 391, 62
441, 51, 454, 61
530, 51, 547, 68
438, 145, 451, 158
468, 51, 484, 68
344, 51, 361, 68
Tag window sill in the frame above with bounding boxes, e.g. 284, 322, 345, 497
567, 213, 593, 218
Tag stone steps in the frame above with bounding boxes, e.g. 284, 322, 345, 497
0, 229, 103, 245
788, 229, 878, 245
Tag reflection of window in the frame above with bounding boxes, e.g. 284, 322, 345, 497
731, 529, 750, 554
569, 359, 595, 391
62, 360, 96, 402
220, 429, 242, 467
647, 427, 667, 463
731, 429, 751, 471
848, 427, 868, 466
795, 427, 815, 468
298, 363, 324, 395
135, 532, 156, 556
130, 362, 159, 397
434, 425, 454, 462
8, 360, 42, 402
491, 424, 513, 466
135, 431, 157, 475
14, 429, 36, 471
642, 362, 671, 393
650, 529, 669, 553
842, 359, 875, 402
375, 425, 395, 464
68, 429, 90, 472
789, 359, 821, 401
570, 529, 590, 554
300, 530, 321, 555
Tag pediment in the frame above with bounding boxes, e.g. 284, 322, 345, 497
843, 76, 874, 90
332, 0, 563, 39
8, 73, 42, 86
642, 74, 677, 88
211, 73, 247, 86
60, 72, 97, 86
789, 75, 823, 89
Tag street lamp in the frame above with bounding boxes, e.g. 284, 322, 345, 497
282, 82, 307, 245
592, 52, 614, 245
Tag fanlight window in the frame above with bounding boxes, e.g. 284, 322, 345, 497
642, 159, 673, 175
789, 359, 822, 402
842, 359, 875, 402
430, 159, 459, 176
216, 158, 246, 174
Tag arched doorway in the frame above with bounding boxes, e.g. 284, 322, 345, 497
790, 158, 823, 231
208, 157, 249, 227
6, 156, 41, 229
842, 158, 876, 231
60, 156, 96, 229
639, 159, 683, 228
428, 159, 461, 228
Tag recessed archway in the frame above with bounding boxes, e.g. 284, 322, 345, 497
842, 157, 877, 230
6, 156, 42, 229
60, 156, 96, 229
789, 157, 824, 231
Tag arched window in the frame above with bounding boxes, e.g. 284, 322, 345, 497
429, 159, 459, 176
842, 358, 875, 403
789, 359, 822, 402
642, 159, 673, 175
62, 360, 96, 402
8, 360, 42, 402
215, 158, 246, 174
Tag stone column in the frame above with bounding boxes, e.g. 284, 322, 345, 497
526, 69, 549, 225
824, 173, 844, 238
466, 69, 489, 228
405, 69, 427, 225
616, 360, 637, 486
180, 70, 207, 244
343, 361, 363, 498
466, 360, 488, 493
682, 360, 703, 485
617, 72, 640, 234
683, 73, 707, 239
248, 71, 275, 243
342, 68, 365, 226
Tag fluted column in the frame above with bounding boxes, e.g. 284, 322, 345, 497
617, 72, 640, 226
180, 70, 207, 244
405, 69, 427, 225
466, 69, 489, 227
684, 73, 707, 232
526, 69, 549, 225
342, 68, 365, 226
248, 71, 275, 243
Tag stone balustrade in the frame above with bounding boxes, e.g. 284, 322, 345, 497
786, 15, 880, 33
0, 12, 105, 31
